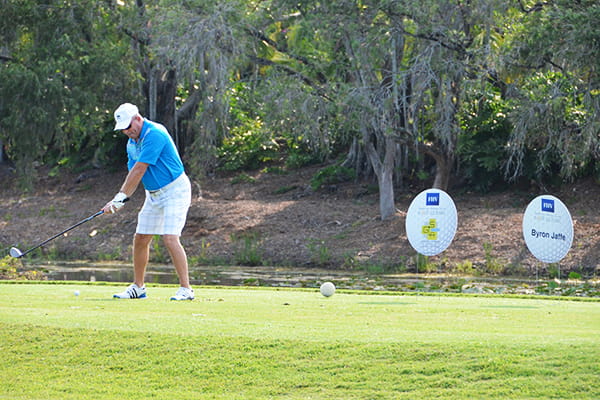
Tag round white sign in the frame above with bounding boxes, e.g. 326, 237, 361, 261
405, 189, 458, 256
522, 195, 573, 263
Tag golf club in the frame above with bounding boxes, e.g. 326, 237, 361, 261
9, 206, 117, 258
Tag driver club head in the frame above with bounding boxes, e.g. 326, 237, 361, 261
9, 247, 23, 258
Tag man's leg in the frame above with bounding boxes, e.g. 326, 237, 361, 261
133, 233, 153, 288
163, 234, 190, 288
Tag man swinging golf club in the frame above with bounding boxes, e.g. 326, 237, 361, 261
103, 103, 194, 301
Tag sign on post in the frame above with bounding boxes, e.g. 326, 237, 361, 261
405, 189, 458, 256
522, 195, 573, 264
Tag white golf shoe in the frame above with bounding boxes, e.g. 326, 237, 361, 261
113, 283, 147, 299
170, 286, 194, 301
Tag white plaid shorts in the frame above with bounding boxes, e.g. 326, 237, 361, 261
136, 174, 192, 236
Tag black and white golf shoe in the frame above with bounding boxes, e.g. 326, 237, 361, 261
113, 283, 147, 299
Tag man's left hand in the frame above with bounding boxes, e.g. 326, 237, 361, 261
102, 192, 129, 214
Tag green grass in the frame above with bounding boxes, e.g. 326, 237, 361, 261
0, 283, 599, 399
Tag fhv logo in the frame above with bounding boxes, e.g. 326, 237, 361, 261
541, 198, 555, 213
426, 192, 440, 206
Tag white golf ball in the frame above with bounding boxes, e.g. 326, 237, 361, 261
74, 290, 80, 297
320, 282, 335, 297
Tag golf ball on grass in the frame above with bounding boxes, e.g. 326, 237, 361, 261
74, 290, 80, 297
320, 282, 335, 297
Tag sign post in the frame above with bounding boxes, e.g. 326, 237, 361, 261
522, 195, 573, 269
406, 189, 458, 259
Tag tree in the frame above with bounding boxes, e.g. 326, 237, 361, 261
133, 0, 247, 175
252, 0, 512, 219
504, 0, 600, 183
0, 0, 134, 187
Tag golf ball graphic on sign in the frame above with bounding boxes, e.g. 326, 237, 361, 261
320, 282, 335, 297
405, 189, 458, 256
522, 195, 573, 264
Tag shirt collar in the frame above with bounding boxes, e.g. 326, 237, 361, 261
131, 119, 148, 144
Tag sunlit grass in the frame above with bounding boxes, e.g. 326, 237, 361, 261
0, 283, 598, 399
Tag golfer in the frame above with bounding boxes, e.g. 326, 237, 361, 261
102, 103, 194, 301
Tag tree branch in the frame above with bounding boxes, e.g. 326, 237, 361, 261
517, 0, 551, 13
250, 56, 331, 101
120, 26, 150, 46
176, 88, 203, 121
400, 28, 469, 58
389, 130, 444, 160
245, 26, 327, 84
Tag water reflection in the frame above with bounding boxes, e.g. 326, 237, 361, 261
13, 262, 598, 297
24, 262, 365, 288
17, 261, 545, 293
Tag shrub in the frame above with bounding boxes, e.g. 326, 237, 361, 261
231, 232, 264, 266
306, 238, 331, 266
310, 164, 356, 190
218, 119, 279, 171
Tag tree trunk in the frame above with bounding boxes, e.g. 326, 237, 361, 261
175, 88, 203, 158
148, 68, 157, 121
342, 137, 372, 179
156, 68, 177, 139
366, 137, 397, 220
429, 150, 453, 191
378, 165, 396, 220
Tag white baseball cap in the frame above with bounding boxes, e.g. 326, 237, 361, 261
113, 103, 139, 130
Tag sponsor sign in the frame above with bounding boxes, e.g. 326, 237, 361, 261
522, 195, 573, 263
406, 189, 458, 256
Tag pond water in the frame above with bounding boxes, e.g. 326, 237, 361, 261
17, 261, 559, 294
24, 261, 415, 289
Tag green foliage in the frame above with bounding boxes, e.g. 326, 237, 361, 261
453, 260, 476, 275
548, 264, 561, 279
150, 235, 169, 264
285, 151, 320, 169
507, 71, 593, 183
310, 164, 356, 190
222, 80, 325, 173
458, 88, 513, 191
272, 185, 297, 195
231, 232, 264, 266
505, 0, 600, 183
415, 253, 439, 273
197, 238, 212, 263
0, 0, 135, 187
0, 256, 21, 279
218, 118, 279, 171
345, 255, 408, 274
568, 271, 582, 280
306, 238, 331, 266
96, 248, 123, 262
0, 256, 45, 280
261, 166, 287, 175
189, 239, 227, 266
230, 173, 256, 184
483, 242, 505, 275
2, 0, 600, 194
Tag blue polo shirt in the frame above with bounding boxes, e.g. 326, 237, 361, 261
126, 119, 184, 191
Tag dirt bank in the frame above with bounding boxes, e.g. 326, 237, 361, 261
1, 164, 598, 279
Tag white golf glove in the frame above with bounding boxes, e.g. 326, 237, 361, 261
107, 192, 129, 213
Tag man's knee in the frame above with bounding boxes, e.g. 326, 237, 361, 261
162, 234, 182, 248
134, 233, 153, 246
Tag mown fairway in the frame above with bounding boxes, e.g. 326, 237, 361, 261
0, 283, 598, 399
